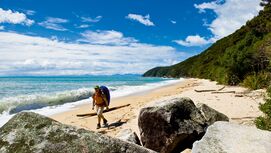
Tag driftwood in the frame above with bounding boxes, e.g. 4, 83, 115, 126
194, 89, 216, 92
235, 94, 244, 97
211, 91, 236, 94
194, 86, 226, 93
76, 104, 130, 117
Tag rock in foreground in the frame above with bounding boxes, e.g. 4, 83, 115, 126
0, 112, 156, 153
138, 97, 205, 153
192, 121, 271, 153
138, 97, 229, 153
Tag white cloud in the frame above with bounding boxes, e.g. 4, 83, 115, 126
126, 14, 155, 26
81, 16, 102, 23
76, 24, 90, 28
174, 35, 212, 47
0, 8, 34, 26
79, 30, 138, 45
0, 26, 4, 30
194, 1, 221, 13
176, 0, 262, 47
38, 17, 68, 31
24, 10, 36, 16
196, 0, 262, 39
0, 31, 185, 75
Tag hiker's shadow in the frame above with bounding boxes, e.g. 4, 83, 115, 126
108, 119, 127, 129
98, 119, 127, 134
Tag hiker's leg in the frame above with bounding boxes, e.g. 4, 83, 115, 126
99, 106, 105, 120
96, 106, 102, 124
98, 115, 101, 124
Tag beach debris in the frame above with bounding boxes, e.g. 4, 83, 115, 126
76, 104, 130, 117
194, 86, 225, 93
116, 129, 141, 145
196, 103, 229, 125
192, 121, 271, 153
138, 97, 229, 153
211, 91, 236, 94
0, 112, 156, 153
234, 94, 244, 97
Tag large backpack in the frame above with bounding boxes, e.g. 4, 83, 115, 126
100, 86, 110, 105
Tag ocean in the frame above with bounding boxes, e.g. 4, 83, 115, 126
0, 75, 181, 127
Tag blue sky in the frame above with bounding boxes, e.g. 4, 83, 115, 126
0, 0, 262, 75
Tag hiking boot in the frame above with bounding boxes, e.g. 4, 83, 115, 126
96, 123, 101, 129
103, 119, 108, 127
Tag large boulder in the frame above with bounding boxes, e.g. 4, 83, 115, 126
138, 97, 207, 153
0, 112, 156, 153
116, 129, 141, 145
196, 103, 229, 125
192, 121, 271, 153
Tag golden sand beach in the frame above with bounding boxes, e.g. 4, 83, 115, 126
51, 78, 264, 138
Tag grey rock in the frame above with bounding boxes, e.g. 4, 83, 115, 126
116, 129, 141, 145
0, 112, 156, 153
192, 121, 271, 153
196, 103, 229, 125
138, 97, 207, 153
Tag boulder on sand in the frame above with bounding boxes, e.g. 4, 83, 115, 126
0, 112, 156, 153
192, 121, 271, 153
138, 97, 229, 153
138, 97, 207, 153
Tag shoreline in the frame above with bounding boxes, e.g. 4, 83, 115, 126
50, 78, 264, 137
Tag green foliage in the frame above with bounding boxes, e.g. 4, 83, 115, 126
242, 72, 271, 90
143, 5, 271, 87
255, 86, 271, 131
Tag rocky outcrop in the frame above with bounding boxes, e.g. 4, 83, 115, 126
0, 112, 156, 153
192, 121, 271, 153
196, 103, 229, 125
138, 97, 229, 153
138, 97, 205, 153
116, 129, 141, 145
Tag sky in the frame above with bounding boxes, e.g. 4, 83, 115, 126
0, 0, 262, 76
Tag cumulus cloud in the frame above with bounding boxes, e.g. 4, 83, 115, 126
126, 14, 155, 26
81, 16, 102, 23
0, 31, 185, 75
196, 0, 262, 39
0, 8, 34, 26
38, 17, 69, 31
79, 30, 138, 45
194, 1, 221, 13
175, 0, 262, 47
173, 35, 213, 47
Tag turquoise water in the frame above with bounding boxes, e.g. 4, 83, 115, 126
0, 75, 168, 99
0, 75, 178, 115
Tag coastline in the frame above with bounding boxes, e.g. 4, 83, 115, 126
50, 78, 264, 138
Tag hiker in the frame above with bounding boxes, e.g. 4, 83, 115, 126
92, 86, 109, 129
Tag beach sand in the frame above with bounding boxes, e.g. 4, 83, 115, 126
51, 78, 265, 138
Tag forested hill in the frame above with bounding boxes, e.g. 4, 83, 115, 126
143, 4, 271, 86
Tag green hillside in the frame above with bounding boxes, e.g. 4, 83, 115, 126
144, 4, 271, 87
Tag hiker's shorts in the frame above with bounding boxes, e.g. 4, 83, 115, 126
96, 105, 104, 116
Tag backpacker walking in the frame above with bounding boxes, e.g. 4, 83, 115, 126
92, 85, 109, 129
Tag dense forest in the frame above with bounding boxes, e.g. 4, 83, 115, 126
144, 3, 271, 89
